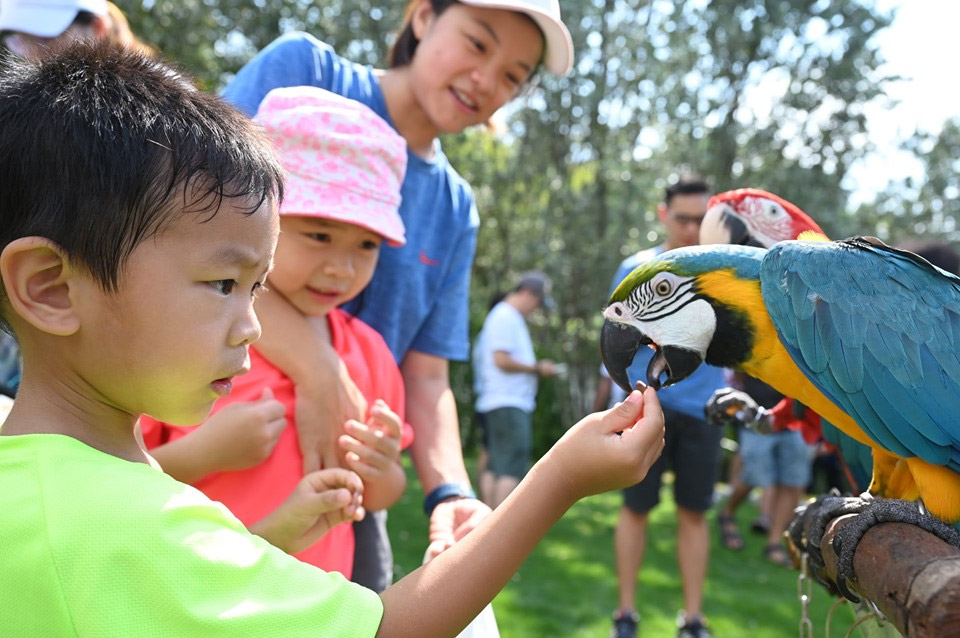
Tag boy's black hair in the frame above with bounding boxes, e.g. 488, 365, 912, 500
664, 176, 710, 207
0, 42, 283, 297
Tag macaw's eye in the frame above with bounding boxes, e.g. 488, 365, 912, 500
769, 204, 782, 216
655, 280, 672, 296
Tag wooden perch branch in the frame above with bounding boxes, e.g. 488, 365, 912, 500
791, 513, 960, 637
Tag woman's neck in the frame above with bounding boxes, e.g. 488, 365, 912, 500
377, 67, 439, 158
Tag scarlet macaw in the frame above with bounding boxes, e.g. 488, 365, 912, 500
700, 188, 873, 491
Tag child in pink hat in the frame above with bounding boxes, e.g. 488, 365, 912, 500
141, 86, 412, 577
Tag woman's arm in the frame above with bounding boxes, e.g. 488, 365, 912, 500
253, 290, 366, 473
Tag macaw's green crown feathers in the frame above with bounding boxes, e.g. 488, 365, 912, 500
609, 244, 767, 303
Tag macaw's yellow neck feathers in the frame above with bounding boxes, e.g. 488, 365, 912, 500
695, 269, 769, 370
697, 270, 767, 319
697, 271, 875, 449
798, 230, 830, 242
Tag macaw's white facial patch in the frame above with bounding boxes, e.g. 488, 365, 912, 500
738, 196, 793, 246
639, 297, 717, 358
604, 273, 717, 358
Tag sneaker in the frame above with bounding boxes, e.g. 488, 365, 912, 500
677, 612, 712, 638
611, 609, 640, 638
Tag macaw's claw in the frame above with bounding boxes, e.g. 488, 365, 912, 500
787, 489, 857, 597
831, 498, 960, 603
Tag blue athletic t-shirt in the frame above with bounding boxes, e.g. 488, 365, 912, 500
223, 32, 479, 362
606, 246, 726, 419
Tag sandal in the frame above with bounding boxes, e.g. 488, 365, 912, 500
763, 543, 793, 568
716, 513, 744, 551
750, 516, 770, 536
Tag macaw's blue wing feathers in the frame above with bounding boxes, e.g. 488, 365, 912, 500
762, 238, 960, 473
822, 419, 873, 492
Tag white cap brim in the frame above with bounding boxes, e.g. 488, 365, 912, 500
458, 0, 574, 75
0, 0, 108, 37
0, 4, 76, 37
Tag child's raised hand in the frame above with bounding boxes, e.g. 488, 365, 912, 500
195, 387, 286, 473
540, 388, 665, 502
249, 467, 364, 555
338, 399, 403, 483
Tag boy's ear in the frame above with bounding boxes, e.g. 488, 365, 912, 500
0, 237, 81, 336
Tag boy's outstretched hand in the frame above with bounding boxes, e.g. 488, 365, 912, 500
250, 468, 365, 555
542, 388, 665, 502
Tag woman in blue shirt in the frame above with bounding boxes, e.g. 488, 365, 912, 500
222, 0, 574, 591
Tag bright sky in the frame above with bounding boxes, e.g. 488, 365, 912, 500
845, 0, 960, 206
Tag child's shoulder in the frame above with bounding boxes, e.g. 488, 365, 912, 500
331, 308, 391, 353
266, 31, 335, 59
0, 434, 214, 518
0, 435, 384, 636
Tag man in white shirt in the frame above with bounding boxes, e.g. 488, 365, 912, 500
474, 272, 558, 507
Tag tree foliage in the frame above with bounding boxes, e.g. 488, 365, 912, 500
113, 0, 955, 452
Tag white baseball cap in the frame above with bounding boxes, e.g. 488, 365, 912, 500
459, 0, 574, 75
0, 0, 108, 38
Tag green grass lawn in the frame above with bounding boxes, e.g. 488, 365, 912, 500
387, 456, 864, 637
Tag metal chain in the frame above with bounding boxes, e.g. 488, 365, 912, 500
825, 598, 846, 638
798, 552, 815, 638
865, 599, 888, 627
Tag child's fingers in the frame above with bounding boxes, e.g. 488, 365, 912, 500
344, 421, 401, 458
597, 390, 647, 434
265, 414, 287, 437
366, 401, 402, 436
344, 453, 382, 481
256, 396, 286, 422
301, 467, 364, 495
309, 487, 354, 514
342, 442, 395, 479
619, 388, 666, 451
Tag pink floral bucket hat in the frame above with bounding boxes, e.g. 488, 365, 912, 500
255, 85, 407, 246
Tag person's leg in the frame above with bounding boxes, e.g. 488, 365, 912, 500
615, 505, 650, 612
676, 506, 709, 618
612, 441, 667, 635
477, 447, 495, 506
489, 408, 531, 508
764, 485, 802, 559
491, 476, 518, 507
350, 509, 393, 592
716, 479, 749, 550
752, 486, 773, 535
474, 411, 496, 505
671, 409, 722, 628
765, 430, 813, 566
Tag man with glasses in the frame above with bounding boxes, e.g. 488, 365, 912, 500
597, 176, 724, 638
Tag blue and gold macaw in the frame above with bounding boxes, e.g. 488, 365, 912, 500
600, 237, 960, 524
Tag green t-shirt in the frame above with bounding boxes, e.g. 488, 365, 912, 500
0, 434, 383, 636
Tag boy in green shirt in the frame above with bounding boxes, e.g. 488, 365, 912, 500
0, 43, 665, 637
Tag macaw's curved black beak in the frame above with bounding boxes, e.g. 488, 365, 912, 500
646, 345, 705, 390
600, 319, 650, 394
